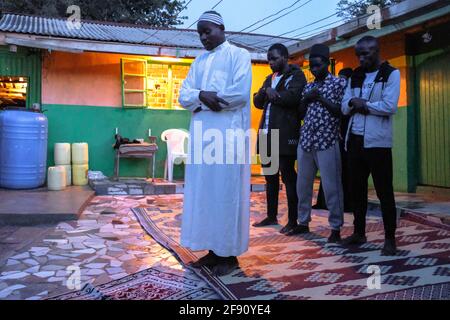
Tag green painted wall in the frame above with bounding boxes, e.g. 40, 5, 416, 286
392, 106, 409, 192
44, 104, 191, 179
0, 45, 41, 108
366, 106, 409, 192
414, 50, 450, 188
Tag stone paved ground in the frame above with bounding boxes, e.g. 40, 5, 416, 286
0, 195, 202, 300
1, 184, 448, 300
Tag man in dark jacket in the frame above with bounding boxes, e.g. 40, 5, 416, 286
341, 36, 401, 256
252, 43, 307, 234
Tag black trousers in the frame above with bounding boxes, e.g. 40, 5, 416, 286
347, 134, 397, 239
263, 155, 298, 225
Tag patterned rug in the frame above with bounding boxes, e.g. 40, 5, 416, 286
132, 192, 450, 300
50, 266, 217, 300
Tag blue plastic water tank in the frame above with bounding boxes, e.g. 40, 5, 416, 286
0, 109, 48, 189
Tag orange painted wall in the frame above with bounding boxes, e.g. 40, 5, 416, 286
42, 51, 271, 174
250, 63, 272, 174
292, 32, 409, 107
42, 51, 129, 107
332, 32, 409, 107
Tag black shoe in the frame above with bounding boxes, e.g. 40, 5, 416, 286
253, 217, 278, 227
286, 225, 310, 236
327, 230, 342, 244
190, 251, 219, 268
341, 233, 367, 246
280, 223, 298, 234
381, 238, 397, 256
211, 257, 239, 277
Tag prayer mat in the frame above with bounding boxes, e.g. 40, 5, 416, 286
132, 193, 450, 300
49, 266, 218, 300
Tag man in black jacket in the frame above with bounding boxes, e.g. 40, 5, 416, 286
252, 43, 307, 234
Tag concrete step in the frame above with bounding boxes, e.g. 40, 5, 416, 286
89, 177, 273, 195
0, 186, 95, 226
368, 190, 450, 225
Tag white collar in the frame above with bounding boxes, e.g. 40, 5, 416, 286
209, 40, 230, 53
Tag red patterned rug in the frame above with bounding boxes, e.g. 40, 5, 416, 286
132, 193, 450, 300
50, 266, 218, 300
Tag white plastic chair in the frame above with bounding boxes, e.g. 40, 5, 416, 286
161, 129, 189, 182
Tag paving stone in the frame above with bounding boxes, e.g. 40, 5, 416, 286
6, 259, 20, 266
110, 272, 128, 280
29, 247, 50, 252
47, 255, 68, 261
110, 260, 123, 267
23, 259, 40, 266
43, 239, 68, 245
56, 244, 73, 250
0, 285, 26, 298
35, 271, 55, 278
78, 220, 98, 226
72, 243, 87, 250
41, 265, 66, 272
85, 263, 107, 269
84, 243, 106, 250
47, 277, 65, 283
118, 254, 134, 261
31, 251, 51, 257
10, 252, 30, 260
55, 270, 67, 277
67, 236, 90, 242
85, 269, 105, 276
0, 272, 29, 280
73, 249, 96, 255
24, 266, 40, 274
106, 267, 124, 275
57, 223, 74, 231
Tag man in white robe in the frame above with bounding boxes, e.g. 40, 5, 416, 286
178, 11, 252, 276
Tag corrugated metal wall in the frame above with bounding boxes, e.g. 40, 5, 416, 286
0, 46, 41, 108
417, 50, 450, 188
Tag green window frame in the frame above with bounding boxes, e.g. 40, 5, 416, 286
121, 58, 148, 109
121, 56, 193, 110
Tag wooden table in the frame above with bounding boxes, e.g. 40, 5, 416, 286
113, 137, 158, 181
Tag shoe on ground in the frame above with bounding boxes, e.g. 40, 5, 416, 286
190, 251, 219, 268
285, 225, 310, 236
381, 238, 397, 256
279, 223, 298, 234
327, 230, 342, 244
211, 257, 239, 277
253, 217, 278, 227
341, 233, 367, 246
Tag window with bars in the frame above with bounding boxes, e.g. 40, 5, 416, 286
121, 57, 192, 110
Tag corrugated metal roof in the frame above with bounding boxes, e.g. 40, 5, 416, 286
0, 13, 298, 53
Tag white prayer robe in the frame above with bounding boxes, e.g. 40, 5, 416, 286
178, 41, 252, 257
